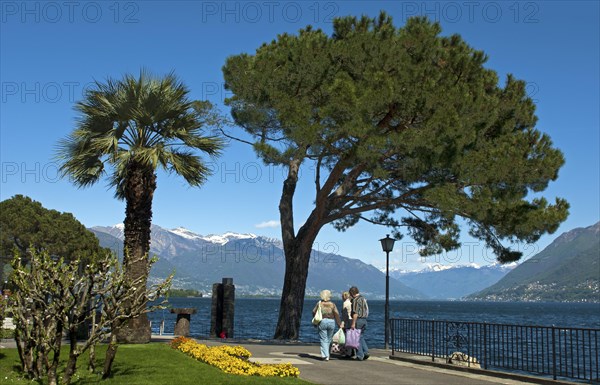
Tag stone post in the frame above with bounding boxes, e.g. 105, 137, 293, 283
222, 278, 235, 338
210, 278, 235, 338
171, 308, 197, 337
210, 283, 222, 337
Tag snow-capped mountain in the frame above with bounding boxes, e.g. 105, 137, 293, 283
170, 227, 259, 245
90, 224, 425, 299
169, 227, 204, 240
91, 225, 276, 260
386, 262, 516, 275
389, 263, 517, 299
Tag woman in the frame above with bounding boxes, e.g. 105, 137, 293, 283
341, 291, 352, 328
340, 291, 355, 358
312, 289, 342, 361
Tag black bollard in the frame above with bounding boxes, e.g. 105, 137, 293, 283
210, 278, 235, 338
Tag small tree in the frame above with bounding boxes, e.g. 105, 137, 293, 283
9, 250, 171, 385
0, 289, 7, 334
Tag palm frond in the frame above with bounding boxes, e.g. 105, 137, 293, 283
160, 150, 213, 186
56, 132, 105, 187
57, 70, 227, 193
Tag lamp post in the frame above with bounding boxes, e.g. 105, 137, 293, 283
379, 234, 395, 350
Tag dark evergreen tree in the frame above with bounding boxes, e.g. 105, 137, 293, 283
0, 194, 105, 270
222, 13, 569, 339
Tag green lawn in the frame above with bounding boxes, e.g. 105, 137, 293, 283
0, 343, 314, 385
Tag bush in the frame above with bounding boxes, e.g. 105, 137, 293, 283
0, 328, 15, 339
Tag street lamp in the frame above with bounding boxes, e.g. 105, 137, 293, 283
379, 234, 395, 350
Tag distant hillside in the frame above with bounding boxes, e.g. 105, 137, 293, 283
468, 222, 600, 302
90, 229, 190, 282
91, 224, 426, 300
392, 263, 515, 299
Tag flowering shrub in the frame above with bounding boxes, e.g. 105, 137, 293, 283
170, 337, 300, 377
170, 336, 189, 350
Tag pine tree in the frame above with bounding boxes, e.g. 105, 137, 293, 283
222, 13, 569, 339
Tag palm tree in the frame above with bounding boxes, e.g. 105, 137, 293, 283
57, 71, 224, 343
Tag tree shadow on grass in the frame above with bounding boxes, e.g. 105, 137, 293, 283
106, 363, 146, 378
83, 367, 141, 383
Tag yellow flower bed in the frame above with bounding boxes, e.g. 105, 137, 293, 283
170, 337, 300, 377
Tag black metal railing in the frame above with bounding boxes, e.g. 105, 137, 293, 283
391, 318, 600, 383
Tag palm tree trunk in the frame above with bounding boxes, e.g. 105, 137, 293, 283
118, 161, 156, 344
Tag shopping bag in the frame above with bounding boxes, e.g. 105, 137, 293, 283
311, 302, 322, 325
333, 328, 345, 345
345, 328, 361, 349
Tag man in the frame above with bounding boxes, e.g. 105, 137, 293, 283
349, 286, 369, 360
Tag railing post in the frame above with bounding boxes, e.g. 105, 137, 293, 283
552, 325, 557, 380
431, 320, 435, 362
483, 323, 488, 370
445, 322, 449, 360
391, 319, 395, 356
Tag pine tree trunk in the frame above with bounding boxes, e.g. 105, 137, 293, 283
118, 161, 156, 344
273, 159, 323, 339
273, 236, 315, 339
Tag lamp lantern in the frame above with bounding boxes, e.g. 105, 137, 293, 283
379, 234, 395, 350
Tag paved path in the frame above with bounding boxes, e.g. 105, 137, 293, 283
196, 339, 550, 385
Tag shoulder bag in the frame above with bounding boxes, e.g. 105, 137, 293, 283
311, 301, 323, 325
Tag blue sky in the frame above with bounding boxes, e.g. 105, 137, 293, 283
1, 1, 598, 271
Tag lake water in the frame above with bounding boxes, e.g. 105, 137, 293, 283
149, 298, 600, 348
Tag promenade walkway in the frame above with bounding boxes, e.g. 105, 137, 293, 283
189, 337, 570, 385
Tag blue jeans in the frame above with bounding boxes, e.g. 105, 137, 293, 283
318, 318, 335, 358
355, 318, 369, 359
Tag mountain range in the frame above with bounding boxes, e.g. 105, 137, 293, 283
90, 224, 426, 300
390, 263, 516, 299
468, 222, 600, 302
90, 222, 600, 302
